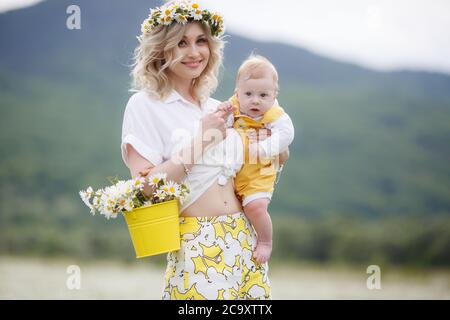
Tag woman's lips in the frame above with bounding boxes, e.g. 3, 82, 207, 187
182, 60, 202, 68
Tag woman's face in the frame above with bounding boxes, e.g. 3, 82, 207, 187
168, 22, 210, 85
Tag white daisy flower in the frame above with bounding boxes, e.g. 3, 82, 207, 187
79, 190, 90, 204
160, 7, 175, 25
175, 13, 188, 24
162, 16, 173, 25
123, 198, 134, 212
148, 173, 167, 186
154, 189, 166, 200
117, 196, 129, 211
149, 8, 159, 17
143, 200, 153, 207
141, 20, 154, 34
211, 13, 223, 26
162, 6, 175, 18
102, 205, 116, 219
133, 177, 146, 190
178, 191, 190, 204
189, 2, 200, 11
160, 184, 169, 195
191, 9, 203, 20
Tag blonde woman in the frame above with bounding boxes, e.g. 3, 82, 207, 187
121, 2, 273, 300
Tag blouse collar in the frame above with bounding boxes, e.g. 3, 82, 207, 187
163, 89, 206, 110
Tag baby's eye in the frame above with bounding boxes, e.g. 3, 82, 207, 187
245, 92, 252, 96
178, 40, 188, 47
260, 93, 268, 98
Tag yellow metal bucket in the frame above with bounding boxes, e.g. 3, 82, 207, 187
123, 199, 180, 258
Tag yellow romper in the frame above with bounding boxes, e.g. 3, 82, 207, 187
229, 95, 285, 206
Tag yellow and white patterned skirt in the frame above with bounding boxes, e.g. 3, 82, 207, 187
162, 212, 271, 300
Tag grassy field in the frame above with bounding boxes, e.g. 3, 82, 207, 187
1, 256, 449, 299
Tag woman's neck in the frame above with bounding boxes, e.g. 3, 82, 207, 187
172, 80, 200, 108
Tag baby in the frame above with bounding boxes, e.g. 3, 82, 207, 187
222, 54, 295, 264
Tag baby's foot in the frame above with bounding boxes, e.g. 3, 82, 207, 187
253, 241, 272, 264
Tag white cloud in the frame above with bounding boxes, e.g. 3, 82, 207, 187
0, 0, 42, 13
203, 0, 450, 74
3, 0, 450, 74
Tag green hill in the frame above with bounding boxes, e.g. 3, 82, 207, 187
1, 0, 449, 266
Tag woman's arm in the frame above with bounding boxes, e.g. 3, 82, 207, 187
126, 138, 204, 197
126, 106, 235, 196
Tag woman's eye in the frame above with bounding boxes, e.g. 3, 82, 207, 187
178, 40, 187, 47
197, 38, 207, 44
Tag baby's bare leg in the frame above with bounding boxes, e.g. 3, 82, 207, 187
243, 198, 273, 264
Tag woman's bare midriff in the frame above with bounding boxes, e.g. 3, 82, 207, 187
180, 179, 243, 217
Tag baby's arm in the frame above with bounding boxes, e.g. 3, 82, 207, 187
251, 113, 295, 159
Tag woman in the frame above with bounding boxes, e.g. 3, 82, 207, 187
121, 1, 272, 300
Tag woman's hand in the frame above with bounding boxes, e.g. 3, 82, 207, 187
216, 101, 235, 116
247, 128, 271, 144
279, 148, 290, 166
198, 102, 236, 151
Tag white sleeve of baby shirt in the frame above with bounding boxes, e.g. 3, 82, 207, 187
121, 93, 165, 168
258, 113, 295, 158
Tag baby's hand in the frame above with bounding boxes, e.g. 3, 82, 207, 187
246, 128, 271, 143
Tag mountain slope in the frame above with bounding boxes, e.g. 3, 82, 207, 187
0, 0, 449, 264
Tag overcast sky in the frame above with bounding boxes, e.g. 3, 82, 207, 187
2, 0, 450, 74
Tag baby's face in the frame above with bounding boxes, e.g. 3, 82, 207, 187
236, 75, 277, 118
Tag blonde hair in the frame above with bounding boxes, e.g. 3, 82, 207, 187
130, 21, 224, 101
236, 54, 279, 92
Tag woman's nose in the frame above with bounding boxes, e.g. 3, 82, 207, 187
187, 44, 200, 57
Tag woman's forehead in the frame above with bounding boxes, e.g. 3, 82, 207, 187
182, 23, 205, 38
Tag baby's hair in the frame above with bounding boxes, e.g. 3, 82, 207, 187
235, 54, 279, 92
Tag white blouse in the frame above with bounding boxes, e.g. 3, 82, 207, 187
121, 90, 243, 212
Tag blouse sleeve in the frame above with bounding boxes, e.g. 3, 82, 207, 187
258, 113, 295, 158
121, 93, 164, 168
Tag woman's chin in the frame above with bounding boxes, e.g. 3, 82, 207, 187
183, 65, 206, 78
190, 68, 206, 78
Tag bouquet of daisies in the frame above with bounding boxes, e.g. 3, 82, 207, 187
79, 173, 189, 219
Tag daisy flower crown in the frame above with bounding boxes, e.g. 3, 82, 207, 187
139, 1, 225, 40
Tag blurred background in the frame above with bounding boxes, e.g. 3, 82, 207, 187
0, 0, 449, 299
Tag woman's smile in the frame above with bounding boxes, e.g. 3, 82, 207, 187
182, 59, 203, 69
